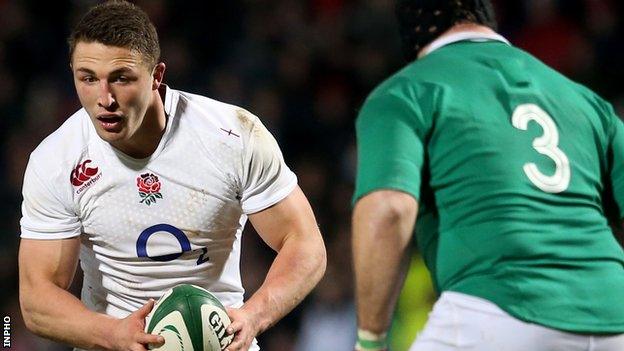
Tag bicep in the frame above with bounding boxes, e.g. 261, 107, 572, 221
247, 186, 320, 252
19, 237, 81, 291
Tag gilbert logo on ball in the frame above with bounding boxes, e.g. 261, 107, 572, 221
145, 284, 234, 351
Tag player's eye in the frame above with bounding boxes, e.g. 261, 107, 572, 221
82, 76, 97, 83
111, 75, 135, 84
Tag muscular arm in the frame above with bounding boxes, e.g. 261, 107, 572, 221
19, 238, 162, 350
247, 185, 326, 329
19, 237, 117, 349
352, 190, 418, 334
226, 186, 326, 350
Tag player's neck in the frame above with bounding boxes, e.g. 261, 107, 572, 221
417, 23, 498, 59
113, 89, 167, 159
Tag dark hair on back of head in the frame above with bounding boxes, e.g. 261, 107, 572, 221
68, 0, 160, 67
396, 0, 497, 61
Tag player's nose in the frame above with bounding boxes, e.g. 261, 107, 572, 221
97, 82, 116, 109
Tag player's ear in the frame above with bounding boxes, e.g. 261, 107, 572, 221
152, 62, 166, 90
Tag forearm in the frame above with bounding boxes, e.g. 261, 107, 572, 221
21, 280, 117, 350
353, 224, 411, 332
352, 191, 417, 333
242, 232, 326, 333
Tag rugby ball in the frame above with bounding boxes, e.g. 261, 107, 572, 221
145, 284, 234, 351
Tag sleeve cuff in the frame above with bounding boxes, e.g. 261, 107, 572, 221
242, 176, 298, 215
20, 227, 81, 240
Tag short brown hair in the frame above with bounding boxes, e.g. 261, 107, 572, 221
68, 0, 160, 66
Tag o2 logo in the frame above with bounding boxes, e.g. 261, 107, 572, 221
136, 223, 209, 264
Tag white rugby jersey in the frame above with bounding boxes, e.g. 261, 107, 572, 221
20, 86, 296, 348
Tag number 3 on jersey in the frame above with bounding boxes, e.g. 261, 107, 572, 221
511, 104, 571, 193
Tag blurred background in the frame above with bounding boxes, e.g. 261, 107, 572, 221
1, 0, 623, 350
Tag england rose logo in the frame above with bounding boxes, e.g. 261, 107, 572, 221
137, 173, 163, 206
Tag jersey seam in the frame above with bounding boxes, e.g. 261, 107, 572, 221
240, 113, 260, 200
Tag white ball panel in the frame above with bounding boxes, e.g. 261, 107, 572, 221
201, 304, 233, 350
147, 311, 194, 351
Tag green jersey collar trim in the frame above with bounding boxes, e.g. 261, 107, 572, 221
421, 31, 510, 57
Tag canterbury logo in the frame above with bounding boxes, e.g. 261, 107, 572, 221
70, 159, 99, 186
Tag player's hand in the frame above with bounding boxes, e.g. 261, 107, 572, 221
110, 299, 165, 351
224, 307, 261, 351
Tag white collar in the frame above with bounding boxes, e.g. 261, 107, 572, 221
162, 84, 179, 118
420, 31, 510, 58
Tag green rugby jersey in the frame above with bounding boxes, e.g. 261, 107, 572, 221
354, 34, 624, 333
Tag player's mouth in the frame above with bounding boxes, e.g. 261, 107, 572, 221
96, 114, 124, 132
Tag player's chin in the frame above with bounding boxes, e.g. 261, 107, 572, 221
96, 131, 126, 145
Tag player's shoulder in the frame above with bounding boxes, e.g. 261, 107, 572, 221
567, 80, 612, 110
366, 50, 459, 101
561, 78, 620, 128
29, 108, 95, 168
174, 88, 261, 141
365, 66, 418, 104
361, 60, 442, 121
25, 108, 97, 197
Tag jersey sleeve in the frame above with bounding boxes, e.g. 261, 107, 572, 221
240, 116, 297, 214
353, 80, 429, 204
20, 157, 81, 239
609, 114, 624, 219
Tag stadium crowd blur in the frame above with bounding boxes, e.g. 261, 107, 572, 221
1, 0, 623, 350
